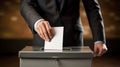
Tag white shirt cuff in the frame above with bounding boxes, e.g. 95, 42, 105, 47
94, 41, 104, 44
34, 19, 44, 32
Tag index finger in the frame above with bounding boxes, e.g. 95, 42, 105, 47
44, 21, 53, 39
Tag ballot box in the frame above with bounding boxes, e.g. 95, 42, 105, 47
19, 46, 93, 67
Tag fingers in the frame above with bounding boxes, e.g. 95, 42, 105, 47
94, 47, 102, 57
36, 20, 55, 41
94, 46, 98, 57
94, 44, 107, 57
36, 25, 45, 40
44, 21, 54, 39
40, 22, 50, 41
98, 47, 103, 56
98, 48, 107, 56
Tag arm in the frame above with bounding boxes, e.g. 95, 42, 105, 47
20, 0, 43, 33
82, 0, 107, 56
82, 0, 105, 43
20, 0, 55, 41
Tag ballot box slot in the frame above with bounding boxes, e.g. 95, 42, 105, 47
33, 47, 83, 51
19, 52, 93, 59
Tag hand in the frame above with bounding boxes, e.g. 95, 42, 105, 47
94, 43, 108, 57
36, 20, 55, 41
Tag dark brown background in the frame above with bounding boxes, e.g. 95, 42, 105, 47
0, 0, 120, 67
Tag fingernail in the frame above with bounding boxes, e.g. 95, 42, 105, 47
47, 39, 49, 42
50, 36, 52, 39
45, 39, 48, 41
47, 39, 51, 42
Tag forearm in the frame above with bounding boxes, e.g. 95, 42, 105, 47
82, 0, 106, 43
20, 0, 43, 33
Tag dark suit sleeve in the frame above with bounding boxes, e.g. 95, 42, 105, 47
82, 0, 106, 43
20, 0, 43, 33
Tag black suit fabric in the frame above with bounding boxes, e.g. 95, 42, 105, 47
20, 0, 105, 47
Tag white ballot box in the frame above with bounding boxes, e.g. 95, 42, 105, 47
19, 46, 93, 67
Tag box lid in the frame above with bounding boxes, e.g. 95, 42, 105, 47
19, 46, 93, 59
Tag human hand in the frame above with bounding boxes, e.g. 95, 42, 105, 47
94, 43, 108, 57
36, 20, 55, 41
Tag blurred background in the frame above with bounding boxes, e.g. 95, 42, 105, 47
0, 0, 120, 67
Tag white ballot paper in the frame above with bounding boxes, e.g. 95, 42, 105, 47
44, 27, 64, 51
